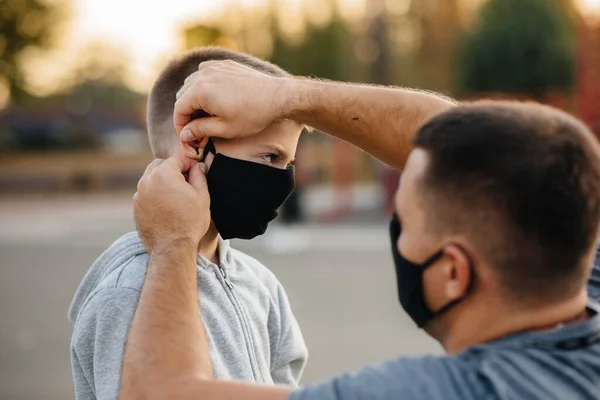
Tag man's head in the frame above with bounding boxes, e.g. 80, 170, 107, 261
394, 101, 600, 341
147, 47, 302, 169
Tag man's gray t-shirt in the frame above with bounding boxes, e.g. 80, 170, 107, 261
290, 248, 600, 400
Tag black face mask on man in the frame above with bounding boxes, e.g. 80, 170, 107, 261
389, 213, 474, 327
201, 139, 295, 240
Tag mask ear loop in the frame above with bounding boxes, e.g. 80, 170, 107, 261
428, 244, 476, 319
201, 138, 216, 162
188, 109, 215, 161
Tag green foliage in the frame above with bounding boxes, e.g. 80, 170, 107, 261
270, 17, 354, 81
65, 79, 145, 110
184, 25, 223, 50
457, 0, 576, 96
0, 0, 65, 102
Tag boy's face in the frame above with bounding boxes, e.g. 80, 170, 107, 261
203, 120, 302, 171
192, 119, 302, 240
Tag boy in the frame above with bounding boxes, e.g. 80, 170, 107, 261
68, 48, 308, 400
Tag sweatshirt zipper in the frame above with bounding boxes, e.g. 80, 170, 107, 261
218, 265, 234, 290
216, 265, 262, 382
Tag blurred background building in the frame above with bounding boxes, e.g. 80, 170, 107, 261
1, 0, 599, 215
1, 0, 599, 399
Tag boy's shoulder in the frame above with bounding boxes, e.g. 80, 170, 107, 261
92, 237, 285, 294
75, 235, 289, 319
68, 231, 148, 327
94, 232, 150, 293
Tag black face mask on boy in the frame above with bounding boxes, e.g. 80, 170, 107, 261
201, 139, 295, 240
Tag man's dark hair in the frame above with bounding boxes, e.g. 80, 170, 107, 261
147, 47, 290, 158
414, 101, 600, 304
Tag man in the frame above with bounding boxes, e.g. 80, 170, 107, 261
68, 49, 307, 400
121, 63, 600, 399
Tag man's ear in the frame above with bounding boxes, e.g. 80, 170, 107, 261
442, 245, 473, 302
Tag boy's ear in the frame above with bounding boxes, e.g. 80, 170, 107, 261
178, 139, 198, 160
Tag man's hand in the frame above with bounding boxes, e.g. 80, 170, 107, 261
174, 60, 292, 148
133, 156, 210, 253
173, 59, 456, 171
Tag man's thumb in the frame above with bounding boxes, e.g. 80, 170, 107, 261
188, 162, 209, 193
181, 116, 228, 142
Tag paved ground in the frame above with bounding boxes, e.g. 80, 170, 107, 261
0, 193, 441, 400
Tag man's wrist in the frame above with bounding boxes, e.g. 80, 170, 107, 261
152, 236, 199, 257
279, 76, 316, 123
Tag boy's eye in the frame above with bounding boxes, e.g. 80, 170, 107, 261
261, 154, 279, 164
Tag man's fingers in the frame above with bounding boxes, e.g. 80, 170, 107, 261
173, 82, 207, 135
144, 159, 165, 176
163, 155, 197, 175
180, 136, 209, 161
197, 60, 224, 71
198, 59, 249, 72
180, 140, 201, 160
138, 159, 164, 190
177, 62, 231, 100
183, 70, 200, 86
188, 162, 209, 195
176, 71, 200, 100
180, 117, 227, 143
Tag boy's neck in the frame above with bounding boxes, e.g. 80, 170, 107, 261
197, 223, 220, 265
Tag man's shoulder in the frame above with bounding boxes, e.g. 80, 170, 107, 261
588, 241, 600, 301
344, 354, 471, 386
290, 355, 477, 400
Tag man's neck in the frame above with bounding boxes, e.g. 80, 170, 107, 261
439, 290, 589, 354
197, 223, 220, 265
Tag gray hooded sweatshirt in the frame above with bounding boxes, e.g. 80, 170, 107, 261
68, 232, 308, 400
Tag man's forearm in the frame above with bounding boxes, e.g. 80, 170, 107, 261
285, 79, 457, 170
120, 240, 212, 399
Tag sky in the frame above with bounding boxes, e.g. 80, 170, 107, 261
71, 0, 223, 89
581, 0, 600, 15
22, 0, 600, 97
24, 0, 365, 95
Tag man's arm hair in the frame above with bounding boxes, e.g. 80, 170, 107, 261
286, 79, 457, 170
149, 377, 292, 400
119, 240, 212, 399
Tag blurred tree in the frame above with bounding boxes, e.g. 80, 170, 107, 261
269, 1, 354, 81
0, 0, 66, 103
64, 79, 144, 111
184, 25, 224, 49
365, 0, 392, 85
457, 0, 576, 98
410, 0, 461, 92
575, 11, 600, 137
182, 0, 358, 82
64, 42, 143, 109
